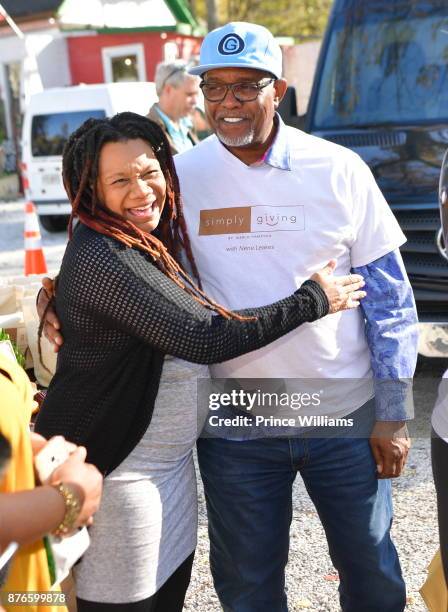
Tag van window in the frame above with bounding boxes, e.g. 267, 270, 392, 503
313, 1, 448, 129
31, 110, 106, 157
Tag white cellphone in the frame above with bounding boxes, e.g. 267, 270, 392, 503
35, 436, 70, 484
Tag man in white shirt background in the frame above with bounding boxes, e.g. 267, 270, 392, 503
147, 60, 200, 154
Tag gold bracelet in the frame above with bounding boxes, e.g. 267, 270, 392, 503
52, 483, 81, 537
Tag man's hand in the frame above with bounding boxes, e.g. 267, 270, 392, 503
37, 277, 63, 352
369, 421, 411, 479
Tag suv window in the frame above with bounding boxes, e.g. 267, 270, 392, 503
31, 110, 106, 157
313, 2, 448, 129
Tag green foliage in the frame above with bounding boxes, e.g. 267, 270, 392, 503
192, 0, 333, 39
0, 329, 26, 369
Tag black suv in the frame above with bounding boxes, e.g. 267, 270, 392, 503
280, 0, 448, 335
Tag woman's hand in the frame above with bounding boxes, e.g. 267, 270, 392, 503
310, 260, 366, 314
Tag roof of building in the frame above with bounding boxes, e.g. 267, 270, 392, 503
0, 0, 198, 28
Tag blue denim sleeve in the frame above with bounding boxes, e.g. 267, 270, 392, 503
352, 250, 418, 421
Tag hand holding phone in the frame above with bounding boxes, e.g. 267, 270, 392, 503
34, 436, 70, 484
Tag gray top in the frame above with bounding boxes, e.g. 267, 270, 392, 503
74, 356, 209, 603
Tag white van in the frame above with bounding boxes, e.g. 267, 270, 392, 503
21, 82, 158, 232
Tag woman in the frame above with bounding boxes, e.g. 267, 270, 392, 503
35, 112, 365, 611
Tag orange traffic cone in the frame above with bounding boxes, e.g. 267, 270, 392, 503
24, 201, 48, 276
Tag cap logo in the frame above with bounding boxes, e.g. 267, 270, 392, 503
218, 33, 245, 55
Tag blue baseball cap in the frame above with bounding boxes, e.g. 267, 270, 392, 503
189, 22, 283, 79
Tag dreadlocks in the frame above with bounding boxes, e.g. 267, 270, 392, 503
61, 112, 248, 320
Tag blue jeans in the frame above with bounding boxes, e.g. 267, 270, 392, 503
197, 421, 405, 611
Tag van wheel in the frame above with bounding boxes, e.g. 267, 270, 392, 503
39, 215, 69, 233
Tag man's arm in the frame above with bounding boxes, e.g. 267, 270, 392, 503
352, 248, 418, 478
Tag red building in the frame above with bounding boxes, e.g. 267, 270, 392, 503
68, 31, 201, 87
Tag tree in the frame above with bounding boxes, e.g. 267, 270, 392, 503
191, 0, 333, 39
206, 0, 219, 30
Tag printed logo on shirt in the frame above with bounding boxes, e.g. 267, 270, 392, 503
199, 205, 305, 236
199, 207, 251, 235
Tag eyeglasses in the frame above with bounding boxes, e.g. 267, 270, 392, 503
200, 78, 276, 102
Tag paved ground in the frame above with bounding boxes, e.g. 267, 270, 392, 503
0, 200, 66, 277
1, 199, 446, 610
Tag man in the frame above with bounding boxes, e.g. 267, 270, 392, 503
148, 60, 200, 154
41, 22, 418, 612
175, 22, 418, 611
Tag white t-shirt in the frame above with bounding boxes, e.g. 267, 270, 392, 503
432, 370, 448, 442
175, 126, 406, 416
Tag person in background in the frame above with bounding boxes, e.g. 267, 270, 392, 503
0, 354, 102, 612
148, 61, 200, 154
430, 375, 448, 583
430, 160, 448, 585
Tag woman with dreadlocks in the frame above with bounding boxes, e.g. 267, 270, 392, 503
35, 112, 365, 611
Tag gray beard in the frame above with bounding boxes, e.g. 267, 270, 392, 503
216, 127, 255, 148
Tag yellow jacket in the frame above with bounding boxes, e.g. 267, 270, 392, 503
420, 549, 448, 612
0, 355, 65, 612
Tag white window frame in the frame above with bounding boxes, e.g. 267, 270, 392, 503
101, 43, 147, 83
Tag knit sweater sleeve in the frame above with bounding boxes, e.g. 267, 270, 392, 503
63, 230, 329, 364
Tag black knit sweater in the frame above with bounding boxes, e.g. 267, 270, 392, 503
35, 224, 329, 475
